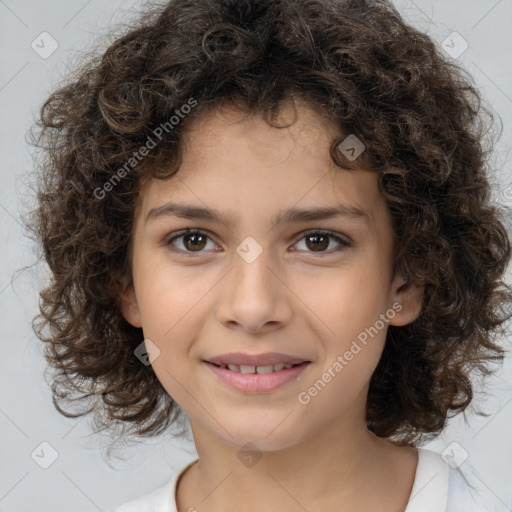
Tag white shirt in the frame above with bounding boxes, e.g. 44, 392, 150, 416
108, 448, 508, 511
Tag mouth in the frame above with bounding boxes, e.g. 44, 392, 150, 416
205, 361, 309, 374
203, 360, 311, 393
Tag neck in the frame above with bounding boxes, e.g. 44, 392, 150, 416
176, 418, 418, 512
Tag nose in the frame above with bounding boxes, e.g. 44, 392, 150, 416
215, 245, 293, 334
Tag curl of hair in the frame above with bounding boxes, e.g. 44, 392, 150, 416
26, 0, 512, 449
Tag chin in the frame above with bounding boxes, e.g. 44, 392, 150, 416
217, 424, 304, 453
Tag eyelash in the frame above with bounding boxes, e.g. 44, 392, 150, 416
164, 228, 351, 257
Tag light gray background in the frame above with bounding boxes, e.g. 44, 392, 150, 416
1, 1, 511, 511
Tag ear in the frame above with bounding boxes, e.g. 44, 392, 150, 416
120, 280, 143, 328
387, 273, 424, 327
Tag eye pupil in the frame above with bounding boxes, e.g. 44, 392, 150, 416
185, 233, 207, 251
306, 234, 329, 251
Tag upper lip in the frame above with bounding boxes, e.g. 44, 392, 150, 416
205, 352, 310, 366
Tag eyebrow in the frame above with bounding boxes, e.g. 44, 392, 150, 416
145, 201, 370, 227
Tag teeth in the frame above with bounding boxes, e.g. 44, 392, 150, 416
256, 365, 273, 374
215, 362, 301, 373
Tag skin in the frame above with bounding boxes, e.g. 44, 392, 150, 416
120, 99, 425, 512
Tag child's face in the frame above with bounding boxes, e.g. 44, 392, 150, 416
121, 101, 423, 452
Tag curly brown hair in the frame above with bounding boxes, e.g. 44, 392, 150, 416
26, 0, 512, 452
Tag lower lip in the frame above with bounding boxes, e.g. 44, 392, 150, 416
204, 361, 310, 393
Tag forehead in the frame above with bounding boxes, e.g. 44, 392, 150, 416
181, 99, 341, 166
136, 101, 387, 237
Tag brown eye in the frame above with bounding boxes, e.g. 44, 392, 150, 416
183, 231, 207, 251
165, 228, 215, 254
164, 228, 350, 258
305, 233, 329, 251
293, 230, 350, 256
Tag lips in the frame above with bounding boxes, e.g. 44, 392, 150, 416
204, 360, 311, 393
208, 362, 301, 374
204, 351, 310, 367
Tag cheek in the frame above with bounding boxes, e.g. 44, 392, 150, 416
134, 251, 210, 329
141, 302, 203, 408
295, 322, 387, 427
134, 256, 218, 339
295, 265, 391, 391
294, 262, 391, 338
